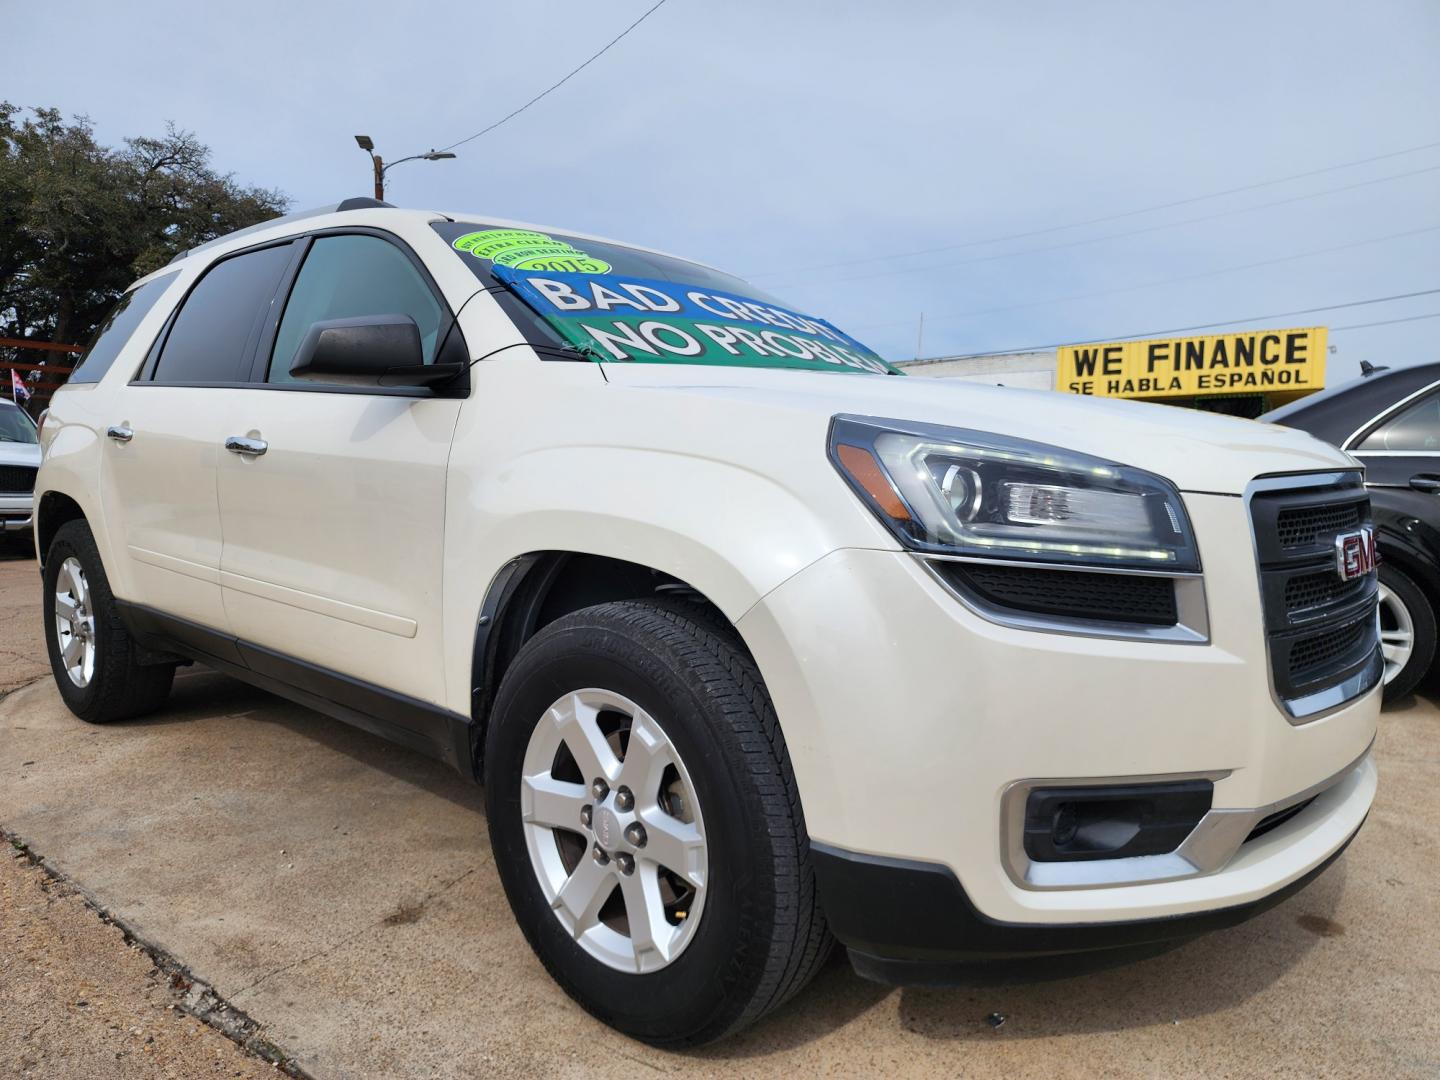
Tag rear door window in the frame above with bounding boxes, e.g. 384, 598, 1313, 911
1356, 391, 1440, 452
68, 272, 179, 385
151, 244, 294, 384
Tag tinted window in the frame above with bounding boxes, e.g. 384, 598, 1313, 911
68, 272, 179, 384
0, 403, 36, 443
268, 235, 443, 384
153, 244, 293, 384
1358, 391, 1440, 452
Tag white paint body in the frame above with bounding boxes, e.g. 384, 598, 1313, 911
35, 207, 1378, 927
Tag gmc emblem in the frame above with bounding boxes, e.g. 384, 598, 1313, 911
1334, 526, 1378, 582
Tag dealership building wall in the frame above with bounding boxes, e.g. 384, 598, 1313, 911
895, 351, 1057, 390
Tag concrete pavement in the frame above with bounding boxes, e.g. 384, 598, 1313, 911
1, 553, 1437, 1078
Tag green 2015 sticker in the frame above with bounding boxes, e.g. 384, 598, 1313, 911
452, 229, 611, 274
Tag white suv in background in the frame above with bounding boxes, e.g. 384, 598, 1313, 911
34, 200, 1380, 1045
0, 398, 41, 537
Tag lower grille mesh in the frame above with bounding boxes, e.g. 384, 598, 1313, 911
943, 563, 1178, 626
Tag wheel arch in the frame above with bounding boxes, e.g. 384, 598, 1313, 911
466, 550, 752, 780
35, 489, 90, 570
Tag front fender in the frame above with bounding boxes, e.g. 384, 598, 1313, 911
440, 442, 888, 714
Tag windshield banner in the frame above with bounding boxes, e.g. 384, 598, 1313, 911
491, 266, 899, 375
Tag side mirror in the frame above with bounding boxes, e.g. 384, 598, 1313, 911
289, 315, 464, 387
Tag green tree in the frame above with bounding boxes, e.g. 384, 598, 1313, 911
0, 103, 288, 397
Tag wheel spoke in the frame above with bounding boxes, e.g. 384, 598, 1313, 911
68, 565, 87, 606
549, 694, 622, 783
522, 774, 590, 830
619, 865, 672, 968
54, 593, 79, 623
638, 811, 706, 888
617, 710, 673, 803
1380, 630, 1413, 646
61, 634, 84, 667
553, 857, 614, 936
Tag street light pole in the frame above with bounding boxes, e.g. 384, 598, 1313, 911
354, 135, 455, 201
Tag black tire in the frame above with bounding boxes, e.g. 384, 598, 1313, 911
42, 519, 175, 723
1379, 563, 1436, 704
484, 598, 831, 1046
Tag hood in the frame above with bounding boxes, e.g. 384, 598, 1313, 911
599, 365, 1356, 495
0, 441, 41, 468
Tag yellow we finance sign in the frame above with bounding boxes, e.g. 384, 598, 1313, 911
1058, 327, 1327, 399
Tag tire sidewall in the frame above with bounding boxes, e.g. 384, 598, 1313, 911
1379, 562, 1437, 701
484, 620, 773, 1042
42, 525, 106, 718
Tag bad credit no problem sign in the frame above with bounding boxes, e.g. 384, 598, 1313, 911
1058, 326, 1327, 399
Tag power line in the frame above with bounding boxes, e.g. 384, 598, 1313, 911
746, 137, 1440, 279
1332, 311, 1440, 332
848, 223, 1440, 334
918, 288, 1440, 361
765, 163, 1440, 290
435, 0, 672, 153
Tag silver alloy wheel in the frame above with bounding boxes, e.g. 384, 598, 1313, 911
1378, 581, 1415, 686
520, 688, 708, 974
54, 556, 97, 688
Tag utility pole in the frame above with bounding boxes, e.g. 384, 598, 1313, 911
354, 135, 455, 201
915, 312, 925, 360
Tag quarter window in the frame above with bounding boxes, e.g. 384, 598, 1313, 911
267, 235, 444, 384
152, 244, 293, 384
70, 272, 179, 384
1356, 391, 1440, 452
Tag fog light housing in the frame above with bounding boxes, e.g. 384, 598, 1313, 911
1023, 781, 1213, 862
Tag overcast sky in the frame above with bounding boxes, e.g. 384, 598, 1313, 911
10, 0, 1439, 380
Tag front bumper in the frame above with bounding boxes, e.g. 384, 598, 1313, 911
737, 491, 1380, 938
815, 814, 1364, 982
0, 494, 32, 533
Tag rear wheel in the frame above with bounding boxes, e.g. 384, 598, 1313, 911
484, 599, 830, 1046
43, 520, 175, 723
1378, 563, 1436, 704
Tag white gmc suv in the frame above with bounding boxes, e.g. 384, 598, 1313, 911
34, 200, 1380, 1045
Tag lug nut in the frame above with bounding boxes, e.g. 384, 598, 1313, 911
580, 804, 593, 829
614, 786, 634, 812
624, 822, 647, 847
592, 844, 610, 865
614, 852, 635, 875
591, 778, 609, 801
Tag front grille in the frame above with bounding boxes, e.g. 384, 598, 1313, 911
1289, 614, 1372, 681
940, 563, 1178, 626
1284, 569, 1370, 618
1250, 477, 1379, 717
1276, 502, 1362, 549
0, 464, 36, 494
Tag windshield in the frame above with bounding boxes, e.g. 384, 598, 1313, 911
0, 403, 37, 443
433, 221, 899, 376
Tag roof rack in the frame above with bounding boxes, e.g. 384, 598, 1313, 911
167, 198, 398, 265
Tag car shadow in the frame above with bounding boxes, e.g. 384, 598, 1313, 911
890, 864, 1343, 1043
701, 863, 1340, 1056
119, 666, 486, 814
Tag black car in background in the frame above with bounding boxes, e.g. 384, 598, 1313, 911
1265, 362, 1440, 701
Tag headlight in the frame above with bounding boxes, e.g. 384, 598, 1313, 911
829, 415, 1200, 571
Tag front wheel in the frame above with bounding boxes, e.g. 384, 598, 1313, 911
483, 599, 830, 1046
1378, 563, 1436, 704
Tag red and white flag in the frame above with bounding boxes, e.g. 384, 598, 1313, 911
10, 369, 30, 403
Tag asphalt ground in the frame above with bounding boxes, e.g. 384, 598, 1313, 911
1, 551, 1437, 1078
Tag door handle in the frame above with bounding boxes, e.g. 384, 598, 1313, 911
1410, 475, 1440, 493
225, 436, 268, 457
106, 425, 134, 443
